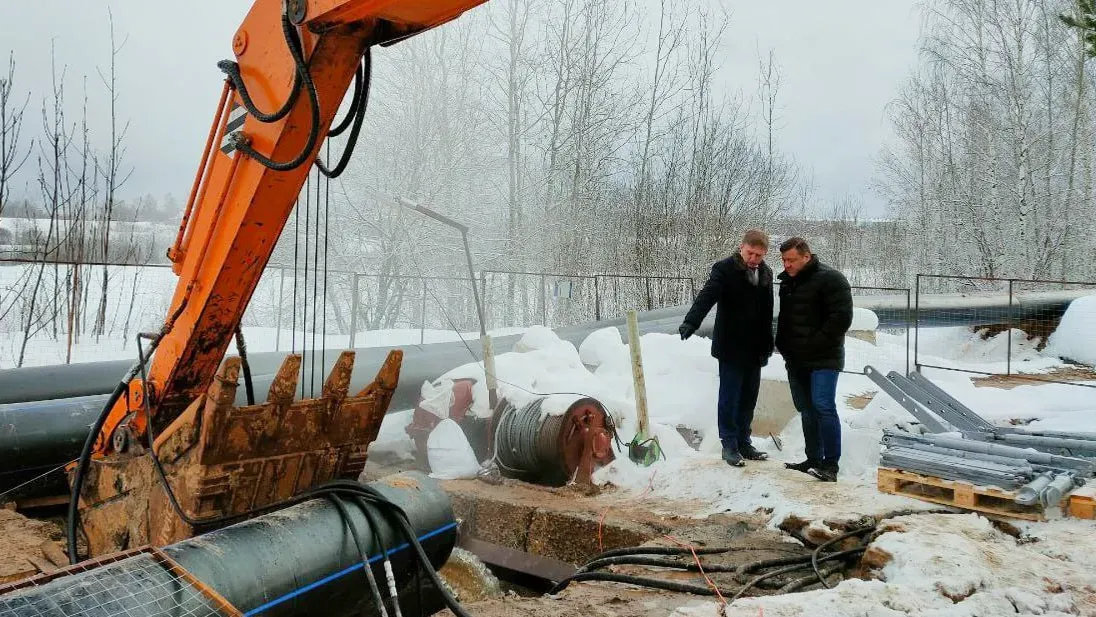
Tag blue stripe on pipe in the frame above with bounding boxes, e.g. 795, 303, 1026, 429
243, 520, 459, 616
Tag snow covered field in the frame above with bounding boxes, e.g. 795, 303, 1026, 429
381, 295, 1096, 617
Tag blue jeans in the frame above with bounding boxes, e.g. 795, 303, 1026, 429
786, 367, 841, 465
718, 361, 761, 451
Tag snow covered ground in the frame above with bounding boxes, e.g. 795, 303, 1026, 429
383, 294, 1096, 617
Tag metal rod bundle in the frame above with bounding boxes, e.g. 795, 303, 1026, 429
880, 446, 1032, 489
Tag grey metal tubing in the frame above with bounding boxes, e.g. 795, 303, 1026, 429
864, 366, 949, 433
906, 372, 995, 433
1041, 473, 1078, 507
1016, 473, 1054, 506
883, 429, 1095, 476
0, 472, 456, 617
989, 432, 1096, 453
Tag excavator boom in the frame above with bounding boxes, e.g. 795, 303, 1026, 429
95, 0, 486, 454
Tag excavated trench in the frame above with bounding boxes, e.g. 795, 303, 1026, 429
361, 461, 877, 615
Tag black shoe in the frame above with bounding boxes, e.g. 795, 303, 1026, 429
784, 459, 816, 474
740, 445, 769, 461
722, 447, 746, 467
808, 465, 839, 483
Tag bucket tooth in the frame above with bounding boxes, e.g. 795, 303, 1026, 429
322, 351, 356, 407
267, 354, 302, 405
356, 349, 402, 398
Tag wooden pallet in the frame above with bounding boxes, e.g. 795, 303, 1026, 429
877, 467, 1060, 521
1068, 487, 1096, 520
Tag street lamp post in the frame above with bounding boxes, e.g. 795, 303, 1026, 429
396, 197, 497, 410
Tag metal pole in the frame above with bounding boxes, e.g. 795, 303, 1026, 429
275, 267, 285, 352
541, 274, 547, 326
594, 275, 601, 322
914, 275, 921, 372
420, 279, 427, 345
349, 273, 359, 349
1007, 279, 1014, 376
905, 288, 911, 376
461, 232, 487, 338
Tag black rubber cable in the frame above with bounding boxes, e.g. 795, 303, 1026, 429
216, 14, 302, 123
316, 49, 371, 179
729, 547, 866, 602
234, 325, 255, 406
327, 57, 364, 137
232, 13, 322, 171
554, 571, 736, 597
65, 373, 133, 564
327, 494, 390, 617
811, 525, 875, 590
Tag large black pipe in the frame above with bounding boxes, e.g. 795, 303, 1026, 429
0, 293, 1082, 495
0, 472, 456, 617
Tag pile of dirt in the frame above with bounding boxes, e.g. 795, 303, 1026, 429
0, 507, 68, 584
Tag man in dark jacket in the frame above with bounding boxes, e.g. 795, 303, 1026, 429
678, 229, 775, 467
775, 237, 853, 483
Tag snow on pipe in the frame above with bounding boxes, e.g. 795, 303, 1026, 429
0, 472, 457, 617
1, 287, 1074, 407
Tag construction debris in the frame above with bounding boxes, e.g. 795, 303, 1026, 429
868, 365, 1096, 517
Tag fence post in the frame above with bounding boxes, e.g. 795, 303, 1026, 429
646, 277, 653, 311
349, 273, 359, 349
480, 272, 488, 331
541, 274, 547, 326
690, 277, 696, 299
276, 267, 285, 352
904, 289, 911, 375
594, 276, 601, 321
914, 275, 921, 372
420, 279, 427, 345
1007, 279, 1014, 376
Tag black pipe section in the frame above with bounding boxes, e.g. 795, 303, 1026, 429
0, 294, 1000, 407
0, 472, 457, 617
0, 295, 1078, 495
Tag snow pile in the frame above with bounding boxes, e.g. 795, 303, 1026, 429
1045, 294, 1096, 366
850, 307, 879, 331
674, 514, 1096, 616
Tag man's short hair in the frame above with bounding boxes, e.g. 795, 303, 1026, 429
741, 229, 769, 249
779, 236, 811, 254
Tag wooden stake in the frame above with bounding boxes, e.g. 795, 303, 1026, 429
626, 310, 650, 438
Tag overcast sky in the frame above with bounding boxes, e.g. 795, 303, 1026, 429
1, 1, 922, 216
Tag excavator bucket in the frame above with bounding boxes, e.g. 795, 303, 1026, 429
74, 350, 402, 557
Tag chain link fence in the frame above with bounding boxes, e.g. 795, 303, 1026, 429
914, 274, 1096, 388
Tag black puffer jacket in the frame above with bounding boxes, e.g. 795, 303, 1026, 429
775, 257, 853, 370
682, 254, 774, 366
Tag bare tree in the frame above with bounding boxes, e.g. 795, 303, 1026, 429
93, 9, 133, 338
0, 52, 31, 220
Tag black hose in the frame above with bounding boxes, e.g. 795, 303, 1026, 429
216, 17, 302, 123
65, 373, 133, 564
327, 495, 390, 617
811, 526, 875, 590
729, 547, 866, 602
299, 480, 473, 617
554, 571, 737, 597
234, 325, 255, 406
233, 13, 322, 171
582, 545, 761, 561
316, 49, 371, 179
327, 50, 366, 138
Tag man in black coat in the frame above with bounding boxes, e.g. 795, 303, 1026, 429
678, 229, 775, 467
775, 237, 853, 483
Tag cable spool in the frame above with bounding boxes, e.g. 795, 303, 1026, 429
493, 396, 616, 486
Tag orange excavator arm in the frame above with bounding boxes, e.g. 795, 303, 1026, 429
93, 0, 487, 456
